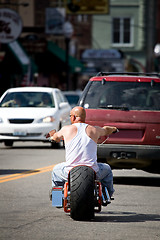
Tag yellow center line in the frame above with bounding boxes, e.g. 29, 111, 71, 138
0, 165, 53, 180
0, 164, 56, 183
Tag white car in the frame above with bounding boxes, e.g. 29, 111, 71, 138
0, 87, 71, 147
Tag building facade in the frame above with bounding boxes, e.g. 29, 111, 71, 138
92, 0, 157, 72
0, 0, 159, 96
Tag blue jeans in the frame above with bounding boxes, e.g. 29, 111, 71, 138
52, 162, 114, 197
96, 163, 115, 197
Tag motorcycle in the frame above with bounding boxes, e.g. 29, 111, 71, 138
51, 165, 113, 221
50, 132, 118, 221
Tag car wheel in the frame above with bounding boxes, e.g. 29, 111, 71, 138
4, 140, 14, 147
50, 141, 60, 149
143, 164, 160, 174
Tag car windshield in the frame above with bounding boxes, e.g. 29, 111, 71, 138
82, 81, 160, 111
0, 92, 55, 108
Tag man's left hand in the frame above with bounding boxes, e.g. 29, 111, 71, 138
46, 129, 56, 138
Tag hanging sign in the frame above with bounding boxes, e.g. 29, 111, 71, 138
45, 8, 65, 35
0, 8, 23, 43
65, 0, 109, 14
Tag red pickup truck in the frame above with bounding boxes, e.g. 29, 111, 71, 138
79, 72, 160, 173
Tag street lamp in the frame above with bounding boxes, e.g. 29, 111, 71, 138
154, 44, 160, 57
63, 21, 73, 90
154, 43, 160, 72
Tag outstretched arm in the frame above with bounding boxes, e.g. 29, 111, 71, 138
46, 125, 77, 144
102, 126, 117, 135
46, 129, 64, 143
95, 126, 117, 137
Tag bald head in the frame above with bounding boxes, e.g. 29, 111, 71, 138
70, 106, 86, 122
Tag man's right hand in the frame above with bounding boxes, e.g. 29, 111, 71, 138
112, 128, 119, 133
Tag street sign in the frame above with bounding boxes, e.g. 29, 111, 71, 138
45, 8, 65, 35
0, 8, 22, 43
65, 0, 109, 14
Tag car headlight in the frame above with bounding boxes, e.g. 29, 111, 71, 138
38, 116, 55, 123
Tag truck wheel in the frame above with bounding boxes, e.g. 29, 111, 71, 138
70, 166, 95, 221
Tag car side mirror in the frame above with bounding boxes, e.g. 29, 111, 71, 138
59, 102, 68, 109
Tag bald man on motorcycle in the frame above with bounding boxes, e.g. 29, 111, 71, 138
46, 106, 117, 199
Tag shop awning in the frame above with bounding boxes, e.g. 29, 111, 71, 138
8, 40, 38, 74
47, 41, 84, 73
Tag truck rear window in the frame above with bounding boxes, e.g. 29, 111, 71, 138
83, 81, 160, 111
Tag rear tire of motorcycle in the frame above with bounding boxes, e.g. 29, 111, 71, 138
70, 166, 95, 221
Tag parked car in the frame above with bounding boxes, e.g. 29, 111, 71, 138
79, 72, 160, 173
0, 87, 71, 148
63, 91, 82, 108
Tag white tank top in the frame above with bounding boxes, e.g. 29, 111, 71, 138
64, 123, 99, 173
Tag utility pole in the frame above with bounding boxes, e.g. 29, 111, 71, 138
146, 0, 156, 72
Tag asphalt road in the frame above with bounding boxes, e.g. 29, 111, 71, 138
0, 142, 160, 240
